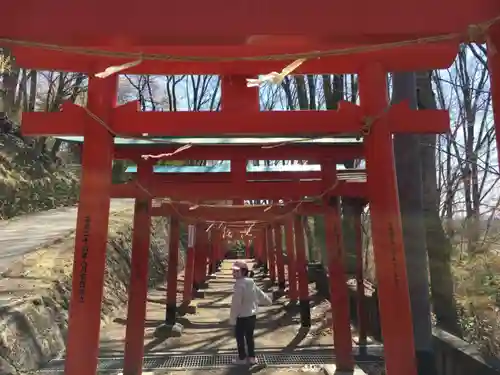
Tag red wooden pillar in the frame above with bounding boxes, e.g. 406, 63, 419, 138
261, 229, 269, 274
256, 234, 264, 264
252, 236, 260, 263
193, 223, 207, 290
206, 230, 213, 275
214, 229, 223, 268
245, 237, 251, 258
324, 200, 354, 371
488, 25, 500, 162
123, 161, 153, 375
166, 216, 180, 325
208, 230, 217, 275
203, 228, 210, 278
321, 160, 353, 370
183, 224, 196, 303
266, 227, 277, 284
294, 215, 311, 327
273, 223, 286, 290
354, 201, 368, 347
284, 219, 298, 303
359, 64, 417, 375
63, 74, 116, 375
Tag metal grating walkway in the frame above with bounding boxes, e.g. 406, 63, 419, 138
40, 351, 383, 372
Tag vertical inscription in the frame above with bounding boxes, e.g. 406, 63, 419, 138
79, 216, 91, 302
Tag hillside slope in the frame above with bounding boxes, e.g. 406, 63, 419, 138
0, 133, 79, 220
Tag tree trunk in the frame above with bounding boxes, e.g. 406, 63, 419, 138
416, 71, 461, 336
393, 72, 437, 375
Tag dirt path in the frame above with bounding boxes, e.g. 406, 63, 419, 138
99, 260, 335, 356
0, 199, 134, 275
42, 260, 383, 374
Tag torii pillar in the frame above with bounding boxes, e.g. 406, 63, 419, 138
294, 215, 311, 327
123, 161, 153, 375
261, 228, 269, 275
273, 223, 286, 291
165, 216, 180, 325
359, 64, 417, 375
63, 74, 117, 375
284, 219, 298, 305
322, 161, 353, 371
267, 226, 277, 284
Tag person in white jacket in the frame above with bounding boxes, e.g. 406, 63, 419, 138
229, 260, 272, 365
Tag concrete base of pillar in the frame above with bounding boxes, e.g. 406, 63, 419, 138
154, 322, 184, 338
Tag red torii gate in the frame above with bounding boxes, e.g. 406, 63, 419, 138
3, 1, 500, 374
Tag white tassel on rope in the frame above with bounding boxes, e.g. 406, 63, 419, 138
246, 58, 306, 87
95, 59, 143, 78
141, 144, 193, 160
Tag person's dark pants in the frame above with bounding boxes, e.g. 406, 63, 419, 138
235, 315, 257, 360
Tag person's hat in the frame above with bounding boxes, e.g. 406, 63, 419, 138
232, 261, 248, 271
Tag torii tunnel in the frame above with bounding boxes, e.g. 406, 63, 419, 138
3, 0, 500, 373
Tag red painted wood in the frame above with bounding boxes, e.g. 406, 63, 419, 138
293, 215, 309, 301
134, 171, 358, 184
111, 180, 367, 200
201, 227, 210, 280
222, 75, 259, 111
354, 204, 368, 346
183, 228, 196, 303
208, 232, 216, 274
167, 217, 180, 305
273, 224, 286, 289
215, 230, 224, 263
261, 229, 269, 271
123, 162, 153, 375
284, 219, 298, 302
254, 233, 262, 262
266, 228, 276, 283
20, 100, 449, 137
359, 64, 417, 375
8, 43, 460, 74
323, 198, 354, 371
115, 144, 364, 162
4, 0, 494, 50
64, 75, 117, 375
194, 224, 207, 286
